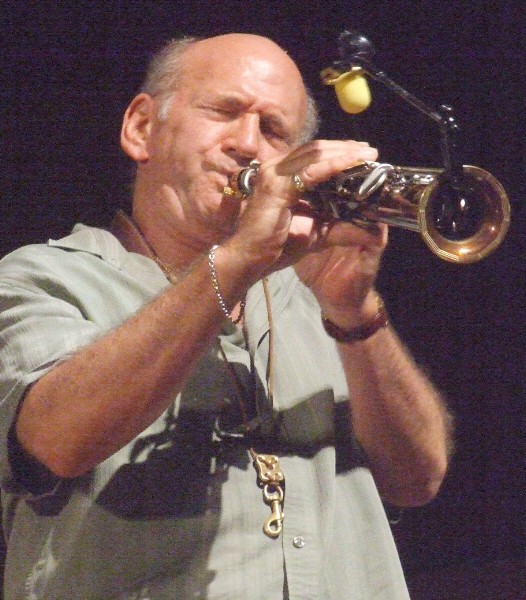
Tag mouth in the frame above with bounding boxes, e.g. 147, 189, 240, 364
205, 164, 239, 198
218, 170, 246, 200
214, 161, 260, 198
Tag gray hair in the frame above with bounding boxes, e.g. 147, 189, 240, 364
141, 36, 319, 144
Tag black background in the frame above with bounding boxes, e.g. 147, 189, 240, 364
1, 0, 525, 595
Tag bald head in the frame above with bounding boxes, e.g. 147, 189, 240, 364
181, 33, 303, 79
142, 33, 318, 143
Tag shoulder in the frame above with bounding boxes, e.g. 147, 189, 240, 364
0, 224, 119, 271
0, 224, 164, 292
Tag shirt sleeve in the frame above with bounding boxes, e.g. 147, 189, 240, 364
0, 249, 103, 496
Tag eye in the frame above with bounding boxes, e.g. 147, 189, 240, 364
213, 108, 232, 117
201, 104, 237, 120
261, 119, 291, 146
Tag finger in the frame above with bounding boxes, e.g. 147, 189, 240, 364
317, 220, 388, 250
297, 149, 378, 189
284, 139, 375, 164
277, 140, 379, 181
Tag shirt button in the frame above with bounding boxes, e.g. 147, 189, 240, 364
293, 536, 305, 548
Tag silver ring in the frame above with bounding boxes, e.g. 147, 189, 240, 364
292, 172, 306, 194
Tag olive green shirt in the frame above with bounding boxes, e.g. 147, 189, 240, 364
0, 224, 410, 599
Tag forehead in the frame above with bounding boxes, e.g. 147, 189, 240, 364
177, 38, 307, 126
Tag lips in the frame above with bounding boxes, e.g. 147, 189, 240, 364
206, 164, 240, 190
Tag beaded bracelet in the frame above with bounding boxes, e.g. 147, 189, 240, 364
208, 244, 245, 325
321, 295, 389, 343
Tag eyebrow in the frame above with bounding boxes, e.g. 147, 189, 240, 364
213, 93, 288, 121
212, 94, 296, 141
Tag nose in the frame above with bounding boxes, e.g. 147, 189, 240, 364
225, 113, 261, 159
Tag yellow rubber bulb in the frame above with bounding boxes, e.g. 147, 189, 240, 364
333, 70, 372, 114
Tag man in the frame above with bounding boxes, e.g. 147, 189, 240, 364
0, 34, 450, 599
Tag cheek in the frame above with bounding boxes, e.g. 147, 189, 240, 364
259, 138, 295, 162
151, 115, 206, 158
172, 130, 225, 174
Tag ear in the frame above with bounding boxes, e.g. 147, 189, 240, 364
120, 93, 156, 163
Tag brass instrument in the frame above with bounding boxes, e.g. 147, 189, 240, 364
225, 160, 509, 264
223, 30, 510, 264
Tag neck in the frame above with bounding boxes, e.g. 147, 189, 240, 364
111, 210, 245, 322
130, 207, 210, 274
110, 210, 187, 278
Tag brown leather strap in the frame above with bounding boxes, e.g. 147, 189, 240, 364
322, 299, 389, 343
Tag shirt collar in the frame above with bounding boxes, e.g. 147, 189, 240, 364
47, 223, 129, 269
48, 215, 301, 337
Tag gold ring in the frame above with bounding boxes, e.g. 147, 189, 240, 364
292, 172, 306, 194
